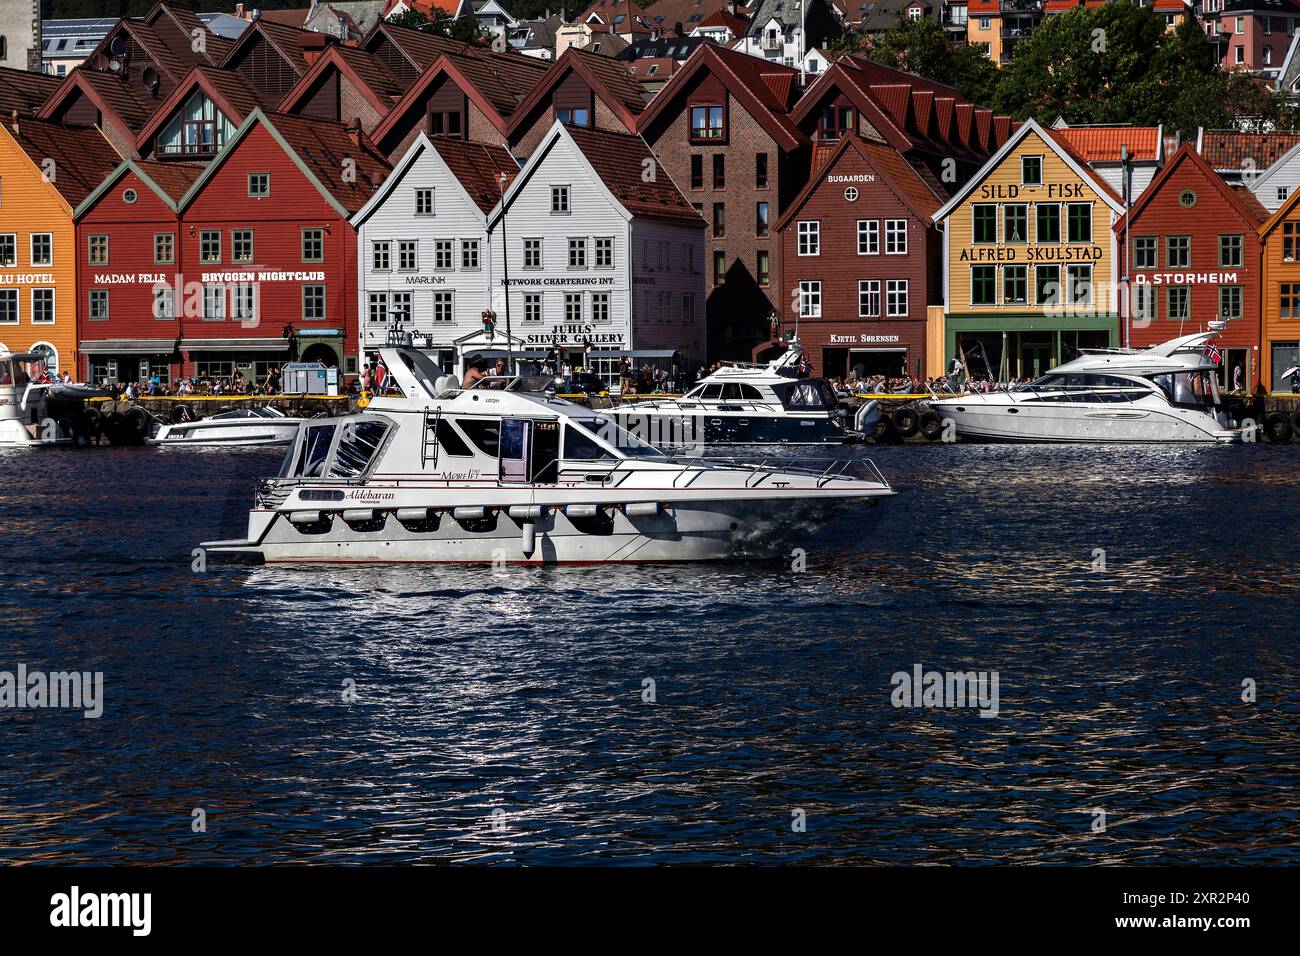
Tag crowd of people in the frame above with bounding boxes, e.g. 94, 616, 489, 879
101, 367, 288, 400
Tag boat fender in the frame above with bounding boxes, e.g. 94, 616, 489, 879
624, 502, 661, 517
453, 506, 486, 520
891, 405, 920, 439
126, 407, 150, 436
1264, 411, 1293, 443
170, 405, 192, 424
919, 409, 945, 441
507, 505, 544, 520
396, 507, 434, 522
564, 504, 601, 519
854, 399, 881, 435
342, 509, 377, 523
521, 521, 536, 557
1290, 408, 1300, 439
288, 511, 323, 525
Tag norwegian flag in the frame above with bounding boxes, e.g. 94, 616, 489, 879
1204, 340, 1223, 365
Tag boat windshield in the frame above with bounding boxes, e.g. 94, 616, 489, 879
772, 379, 831, 410
279, 418, 393, 478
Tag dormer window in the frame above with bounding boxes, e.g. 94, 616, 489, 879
819, 105, 855, 141
690, 104, 725, 140
556, 108, 591, 127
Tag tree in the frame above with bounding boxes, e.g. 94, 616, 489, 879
386, 9, 487, 44
830, 18, 1000, 105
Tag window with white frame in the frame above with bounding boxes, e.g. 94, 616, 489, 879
523, 238, 542, 269
461, 239, 480, 270
200, 230, 221, 263
0, 288, 16, 323
232, 282, 256, 322
568, 237, 587, 268
154, 284, 174, 320
89, 289, 109, 321
88, 234, 109, 265
551, 185, 570, 214
390, 291, 412, 324
368, 291, 388, 324
434, 240, 453, 270
372, 241, 390, 271
858, 219, 878, 255
523, 293, 542, 323
431, 290, 453, 322
415, 188, 434, 216
564, 292, 582, 322
203, 284, 225, 320
398, 240, 417, 271
592, 292, 610, 323
858, 279, 880, 317
31, 288, 54, 324
302, 284, 325, 321
31, 233, 52, 266
885, 219, 907, 254
0, 234, 15, 266
232, 229, 254, 263
798, 280, 821, 317
886, 279, 908, 316
797, 221, 820, 255
595, 237, 613, 268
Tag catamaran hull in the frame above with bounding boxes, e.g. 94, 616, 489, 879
932, 402, 1240, 443
201, 495, 885, 564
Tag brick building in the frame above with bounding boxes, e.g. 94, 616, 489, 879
637, 43, 807, 362
776, 133, 945, 379
1117, 143, 1268, 392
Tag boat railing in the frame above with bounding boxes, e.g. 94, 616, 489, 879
666, 455, 890, 489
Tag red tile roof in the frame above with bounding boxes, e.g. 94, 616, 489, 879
0, 116, 122, 208
967, 0, 999, 13
220, 19, 316, 76
1119, 143, 1270, 234
698, 9, 750, 32
1044, 128, 1125, 205
509, 47, 648, 139
636, 44, 803, 152
278, 43, 405, 119
1053, 125, 1162, 163
134, 158, 206, 203
136, 65, 265, 151
428, 137, 519, 214
259, 111, 391, 214
1198, 130, 1300, 172
365, 21, 476, 74
38, 67, 157, 135
564, 125, 703, 226
0, 67, 61, 117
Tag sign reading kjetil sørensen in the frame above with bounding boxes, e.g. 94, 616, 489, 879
0, 664, 103, 718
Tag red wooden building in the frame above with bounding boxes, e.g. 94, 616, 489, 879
75, 108, 389, 385
776, 133, 945, 379
1116, 143, 1268, 392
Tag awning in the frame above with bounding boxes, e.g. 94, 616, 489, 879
590, 349, 678, 359
470, 349, 550, 360
80, 339, 176, 355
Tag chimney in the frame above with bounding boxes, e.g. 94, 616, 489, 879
348, 116, 363, 147
300, 31, 329, 66
10, 111, 18, 137
252, 8, 262, 20
236, 2, 245, 17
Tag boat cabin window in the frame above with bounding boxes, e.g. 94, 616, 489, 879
329, 419, 391, 478
719, 383, 764, 401
0, 361, 11, 386
563, 423, 616, 461
576, 417, 665, 458
773, 380, 830, 410
458, 418, 501, 456
1152, 370, 1217, 407
437, 417, 473, 457
397, 350, 448, 398
698, 383, 723, 400
290, 423, 335, 478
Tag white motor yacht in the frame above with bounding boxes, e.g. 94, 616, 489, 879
0, 351, 108, 447
930, 331, 1243, 443
603, 339, 879, 446
150, 406, 309, 447
199, 346, 895, 564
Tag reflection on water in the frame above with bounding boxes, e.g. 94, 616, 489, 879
0, 442, 1296, 863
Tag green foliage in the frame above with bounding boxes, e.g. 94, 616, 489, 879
386, 9, 486, 43
830, 18, 1000, 105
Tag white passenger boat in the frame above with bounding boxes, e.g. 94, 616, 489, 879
0, 351, 107, 447
929, 331, 1243, 444
150, 406, 307, 447
603, 339, 879, 446
199, 346, 895, 564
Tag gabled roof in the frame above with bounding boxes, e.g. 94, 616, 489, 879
1255, 154, 1300, 237
73, 156, 205, 218
1053, 124, 1163, 163
508, 47, 649, 138
37, 67, 156, 135
792, 55, 1010, 163
776, 133, 944, 232
370, 45, 551, 149
134, 65, 264, 152
353, 132, 518, 226
177, 108, 390, 217
492, 122, 703, 228
277, 42, 405, 119
1243, 138, 1300, 195
0, 68, 62, 117
1118, 143, 1269, 236
362, 20, 474, 76
0, 116, 122, 210
934, 118, 1126, 222
636, 42, 804, 152
1197, 129, 1300, 173
145, 2, 235, 66
218, 17, 315, 76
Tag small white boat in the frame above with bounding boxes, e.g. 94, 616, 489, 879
930, 331, 1243, 444
0, 351, 108, 448
149, 406, 307, 447
199, 346, 895, 564
603, 339, 879, 446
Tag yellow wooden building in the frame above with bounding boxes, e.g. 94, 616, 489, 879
934, 118, 1125, 380
0, 116, 120, 375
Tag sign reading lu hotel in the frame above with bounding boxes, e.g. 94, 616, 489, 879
0, 271, 57, 284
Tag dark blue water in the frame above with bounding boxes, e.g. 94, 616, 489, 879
1, 442, 1296, 864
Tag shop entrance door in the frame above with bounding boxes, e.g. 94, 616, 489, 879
1018, 334, 1054, 379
